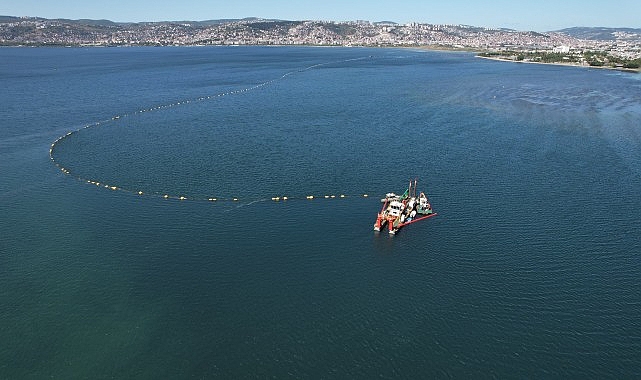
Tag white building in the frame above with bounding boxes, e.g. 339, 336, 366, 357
553, 45, 570, 53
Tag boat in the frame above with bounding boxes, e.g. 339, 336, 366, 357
374, 179, 437, 235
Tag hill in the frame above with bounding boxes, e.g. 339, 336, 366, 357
0, 16, 639, 59
557, 27, 641, 41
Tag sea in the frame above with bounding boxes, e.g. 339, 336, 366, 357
1, 46, 640, 378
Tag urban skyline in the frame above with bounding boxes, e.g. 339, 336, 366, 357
3, 17, 640, 65
3, 0, 641, 32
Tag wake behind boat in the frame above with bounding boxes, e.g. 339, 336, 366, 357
374, 179, 437, 235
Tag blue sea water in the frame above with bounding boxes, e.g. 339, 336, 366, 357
1, 46, 641, 378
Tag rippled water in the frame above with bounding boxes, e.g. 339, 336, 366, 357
1, 46, 640, 378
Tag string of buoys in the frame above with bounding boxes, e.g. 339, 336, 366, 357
49, 55, 377, 205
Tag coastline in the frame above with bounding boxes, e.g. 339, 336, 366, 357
476, 54, 641, 73
2, 41, 639, 73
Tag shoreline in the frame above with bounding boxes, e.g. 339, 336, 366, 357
476, 54, 641, 74
2, 42, 639, 73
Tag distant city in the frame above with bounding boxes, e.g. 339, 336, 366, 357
1, 16, 640, 61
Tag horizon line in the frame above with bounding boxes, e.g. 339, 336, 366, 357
3, 15, 640, 33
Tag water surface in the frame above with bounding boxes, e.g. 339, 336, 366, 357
1, 46, 640, 378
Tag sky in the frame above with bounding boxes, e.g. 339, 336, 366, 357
2, 0, 640, 31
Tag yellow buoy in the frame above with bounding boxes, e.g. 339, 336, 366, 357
306, 195, 314, 200
163, 194, 169, 199
138, 191, 144, 195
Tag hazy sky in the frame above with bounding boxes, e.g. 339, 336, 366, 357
2, 0, 640, 31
